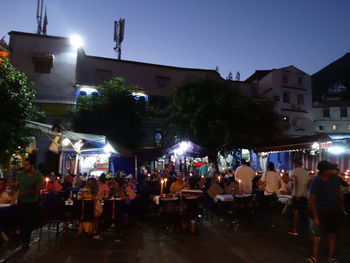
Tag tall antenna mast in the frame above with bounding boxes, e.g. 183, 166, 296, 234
113, 18, 125, 60
36, 0, 44, 34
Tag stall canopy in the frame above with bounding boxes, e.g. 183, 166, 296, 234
253, 134, 332, 153
24, 120, 133, 157
136, 140, 214, 160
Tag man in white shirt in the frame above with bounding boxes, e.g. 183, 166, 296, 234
235, 159, 255, 194
288, 159, 311, 235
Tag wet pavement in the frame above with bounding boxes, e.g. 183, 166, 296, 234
2, 211, 350, 263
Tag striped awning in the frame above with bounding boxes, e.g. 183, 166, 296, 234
254, 134, 332, 153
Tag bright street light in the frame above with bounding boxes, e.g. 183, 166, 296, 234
61, 137, 71, 147
70, 34, 83, 47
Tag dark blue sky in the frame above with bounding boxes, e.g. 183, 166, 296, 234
2, 0, 350, 79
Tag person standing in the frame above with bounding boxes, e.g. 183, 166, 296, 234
235, 159, 255, 194
259, 162, 281, 227
199, 162, 208, 177
207, 163, 217, 178
16, 158, 43, 248
306, 161, 345, 263
288, 159, 311, 235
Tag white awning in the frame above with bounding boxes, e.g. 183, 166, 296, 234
24, 120, 106, 144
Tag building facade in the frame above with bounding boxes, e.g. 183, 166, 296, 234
9, 31, 78, 125
245, 66, 314, 136
8, 31, 222, 160
313, 101, 350, 134
312, 52, 350, 135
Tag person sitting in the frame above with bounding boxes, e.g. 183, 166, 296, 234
224, 177, 236, 195
279, 173, 292, 195
170, 172, 188, 196
73, 174, 83, 189
98, 173, 110, 199
109, 179, 125, 199
206, 177, 224, 200
0, 178, 14, 204
47, 176, 63, 193
0, 178, 16, 243
62, 173, 73, 194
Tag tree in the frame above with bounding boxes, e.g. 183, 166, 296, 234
71, 77, 144, 150
0, 59, 43, 171
164, 77, 284, 158
226, 71, 233, 80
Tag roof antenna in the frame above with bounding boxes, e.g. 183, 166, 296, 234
36, 0, 44, 34
113, 18, 125, 60
42, 6, 48, 35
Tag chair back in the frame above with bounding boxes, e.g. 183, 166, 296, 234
42, 198, 66, 223
159, 198, 181, 213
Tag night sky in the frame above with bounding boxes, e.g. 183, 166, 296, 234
2, 0, 350, 79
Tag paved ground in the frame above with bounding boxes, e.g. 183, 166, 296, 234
3, 210, 350, 263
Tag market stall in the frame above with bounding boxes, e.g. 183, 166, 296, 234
24, 120, 134, 176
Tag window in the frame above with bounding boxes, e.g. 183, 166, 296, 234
323, 108, 330, 118
32, 53, 54, 73
283, 92, 290, 103
96, 69, 112, 83
155, 76, 170, 89
297, 77, 303, 86
341, 108, 348, 118
332, 124, 337, 131
297, 94, 304, 105
319, 125, 324, 131
282, 75, 288, 84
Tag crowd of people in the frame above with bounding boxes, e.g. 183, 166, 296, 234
0, 157, 349, 263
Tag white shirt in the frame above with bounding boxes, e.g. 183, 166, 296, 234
289, 167, 310, 197
208, 166, 217, 178
261, 171, 281, 196
235, 165, 255, 194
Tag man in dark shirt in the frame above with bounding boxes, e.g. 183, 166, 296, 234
16, 158, 43, 248
306, 161, 345, 263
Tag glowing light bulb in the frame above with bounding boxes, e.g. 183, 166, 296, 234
70, 34, 83, 47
